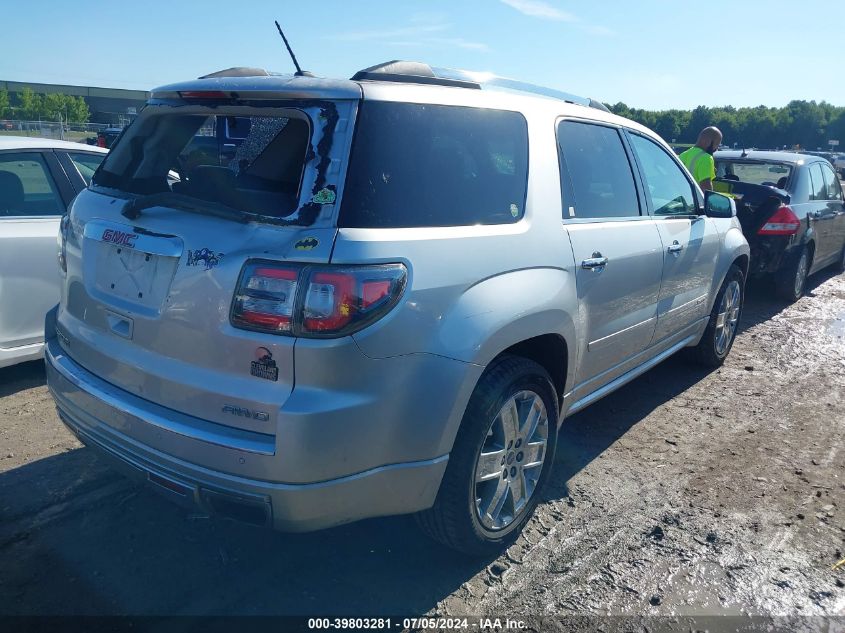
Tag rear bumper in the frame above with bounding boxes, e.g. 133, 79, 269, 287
748, 237, 797, 276
45, 332, 452, 532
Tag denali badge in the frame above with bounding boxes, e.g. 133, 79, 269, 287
222, 405, 270, 422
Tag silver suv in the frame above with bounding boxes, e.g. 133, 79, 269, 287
45, 61, 749, 554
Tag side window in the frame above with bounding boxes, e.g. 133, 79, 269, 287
557, 121, 639, 219
339, 102, 529, 228
628, 133, 697, 216
809, 163, 826, 201
0, 152, 65, 217
820, 164, 843, 201
68, 152, 106, 185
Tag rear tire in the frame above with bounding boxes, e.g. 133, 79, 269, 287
837, 243, 845, 274
687, 265, 744, 368
775, 246, 810, 303
416, 356, 558, 556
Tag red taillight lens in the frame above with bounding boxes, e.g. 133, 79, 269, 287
96, 136, 106, 148
231, 261, 407, 338
758, 206, 801, 235
303, 272, 356, 332
232, 265, 299, 333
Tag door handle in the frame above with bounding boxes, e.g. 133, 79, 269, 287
581, 253, 608, 271
668, 240, 684, 254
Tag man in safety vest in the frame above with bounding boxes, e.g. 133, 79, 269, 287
679, 127, 723, 191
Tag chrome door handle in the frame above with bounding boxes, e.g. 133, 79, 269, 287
581, 254, 608, 270
668, 241, 684, 254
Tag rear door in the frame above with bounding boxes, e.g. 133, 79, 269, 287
819, 162, 845, 263
808, 162, 838, 264
557, 120, 663, 392
0, 150, 70, 351
626, 132, 720, 342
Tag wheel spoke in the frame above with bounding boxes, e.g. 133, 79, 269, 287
520, 399, 542, 442
480, 477, 509, 525
521, 441, 546, 470
476, 449, 506, 482
500, 398, 520, 446
508, 469, 526, 512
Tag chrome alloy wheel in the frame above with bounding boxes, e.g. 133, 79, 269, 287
715, 279, 742, 356
474, 390, 549, 531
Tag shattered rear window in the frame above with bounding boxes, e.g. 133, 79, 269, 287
93, 111, 311, 218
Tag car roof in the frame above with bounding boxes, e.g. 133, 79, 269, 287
714, 150, 813, 164
152, 60, 610, 115
0, 136, 109, 153
150, 63, 658, 143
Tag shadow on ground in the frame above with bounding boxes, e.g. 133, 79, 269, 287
0, 286, 803, 616
0, 360, 46, 398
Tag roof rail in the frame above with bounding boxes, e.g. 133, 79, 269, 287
351, 60, 608, 111
351, 61, 480, 89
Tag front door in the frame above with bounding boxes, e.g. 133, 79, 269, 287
0, 151, 66, 352
557, 120, 663, 391
626, 133, 720, 342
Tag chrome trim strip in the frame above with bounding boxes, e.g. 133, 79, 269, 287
588, 315, 657, 352
567, 333, 698, 417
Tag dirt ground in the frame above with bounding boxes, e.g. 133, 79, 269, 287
1, 270, 843, 625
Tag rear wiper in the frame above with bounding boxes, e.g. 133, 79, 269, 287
121, 192, 250, 224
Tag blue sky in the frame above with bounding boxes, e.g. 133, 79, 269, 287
2, 0, 843, 110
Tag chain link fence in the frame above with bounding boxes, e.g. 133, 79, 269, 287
0, 120, 122, 144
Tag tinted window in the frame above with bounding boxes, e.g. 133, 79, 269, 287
339, 102, 528, 228
820, 164, 843, 201
557, 121, 639, 219
0, 152, 64, 217
68, 152, 106, 185
809, 163, 826, 200
629, 134, 696, 216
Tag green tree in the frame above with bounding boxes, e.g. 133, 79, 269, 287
0, 89, 9, 119
42, 92, 68, 121
66, 96, 90, 123
18, 87, 42, 120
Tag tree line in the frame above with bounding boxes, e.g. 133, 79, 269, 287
608, 100, 845, 151
0, 87, 91, 124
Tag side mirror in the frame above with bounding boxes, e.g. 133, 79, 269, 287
704, 191, 735, 218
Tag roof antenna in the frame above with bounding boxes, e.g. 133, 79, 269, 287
274, 20, 314, 77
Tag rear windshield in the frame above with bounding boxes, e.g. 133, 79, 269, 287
339, 102, 528, 228
716, 160, 793, 188
93, 110, 310, 218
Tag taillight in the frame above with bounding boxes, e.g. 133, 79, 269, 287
231, 261, 407, 338
96, 136, 106, 148
758, 206, 801, 235
232, 265, 299, 333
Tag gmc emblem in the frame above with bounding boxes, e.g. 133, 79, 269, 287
222, 405, 270, 422
102, 228, 138, 248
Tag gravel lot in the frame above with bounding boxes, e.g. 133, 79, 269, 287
1, 270, 843, 621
